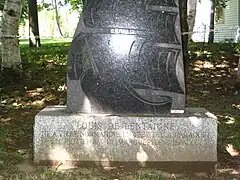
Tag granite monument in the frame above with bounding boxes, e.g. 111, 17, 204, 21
67, 0, 185, 114
34, 0, 217, 165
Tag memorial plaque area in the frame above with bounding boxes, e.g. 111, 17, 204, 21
34, 106, 217, 163
67, 0, 185, 114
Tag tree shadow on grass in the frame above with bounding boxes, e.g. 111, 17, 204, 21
0, 41, 239, 179
188, 42, 240, 178
0, 42, 69, 175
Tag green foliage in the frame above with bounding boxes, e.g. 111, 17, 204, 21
216, 0, 229, 8
0, 0, 4, 10
39, 0, 83, 12
219, 116, 240, 150
189, 41, 240, 151
0, 125, 7, 153
0, 0, 83, 24
0, 0, 28, 24
135, 174, 163, 180
0, 40, 239, 179
189, 41, 237, 61
234, 43, 240, 55
215, 0, 230, 21
62, 0, 83, 11
1, 42, 69, 89
197, 0, 230, 22
20, 0, 28, 24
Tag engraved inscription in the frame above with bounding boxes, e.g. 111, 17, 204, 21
40, 121, 210, 147
84, 6, 178, 40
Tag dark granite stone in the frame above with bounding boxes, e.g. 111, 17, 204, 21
67, 0, 185, 114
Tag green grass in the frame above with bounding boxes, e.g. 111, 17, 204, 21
19, 38, 72, 45
0, 39, 239, 179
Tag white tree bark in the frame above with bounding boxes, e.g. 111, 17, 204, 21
187, 0, 198, 40
52, 0, 64, 37
1, 0, 22, 69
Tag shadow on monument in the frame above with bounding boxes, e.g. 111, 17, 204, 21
35, 114, 216, 177
34, 0, 218, 178
37, 139, 216, 178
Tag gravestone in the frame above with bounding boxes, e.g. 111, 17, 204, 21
34, 0, 217, 165
67, 0, 185, 114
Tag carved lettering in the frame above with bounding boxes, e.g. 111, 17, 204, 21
40, 121, 208, 149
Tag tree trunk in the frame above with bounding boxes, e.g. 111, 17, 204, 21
28, 0, 41, 47
208, 0, 215, 43
233, 57, 240, 95
187, 0, 197, 40
53, 0, 64, 37
179, 0, 189, 85
237, 58, 240, 83
1, 0, 22, 69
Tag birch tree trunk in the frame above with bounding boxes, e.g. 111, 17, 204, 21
1, 0, 22, 69
187, 0, 198, 40
53, 0, 64, 37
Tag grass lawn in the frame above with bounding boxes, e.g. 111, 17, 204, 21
0, 40, 239, 179
19, 38, 72, 45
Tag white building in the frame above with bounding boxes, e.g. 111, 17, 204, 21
193, 0, 240, 42
214, 0, 240, 42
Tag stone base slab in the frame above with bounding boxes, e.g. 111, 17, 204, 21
34, 106, 218, 163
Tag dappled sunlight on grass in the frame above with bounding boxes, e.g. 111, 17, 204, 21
193, 60, 215, 69
217, 168, 240, 176
225, 116, 236, 124
0, 41, 70, 178
187, 43, 240, 170
0, 41, 239, 179
226, 144, 240, 157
